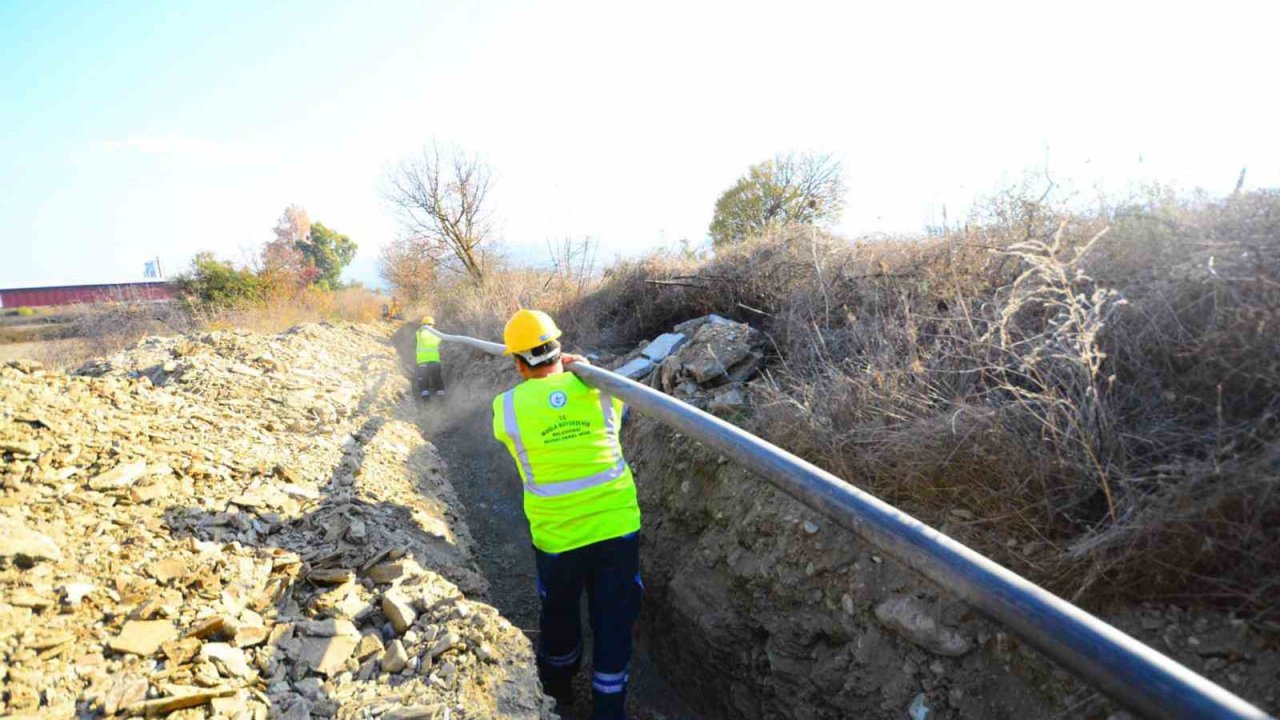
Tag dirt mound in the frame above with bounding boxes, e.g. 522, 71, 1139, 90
628, 419, 1280, 718
606, 316, 1280, 719
0, 323, 551, 718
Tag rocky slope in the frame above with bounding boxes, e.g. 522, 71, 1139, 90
611, 316, 1280, 719
0, 323, 551, 719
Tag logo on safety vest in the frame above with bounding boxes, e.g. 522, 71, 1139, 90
548, 390, 568, 409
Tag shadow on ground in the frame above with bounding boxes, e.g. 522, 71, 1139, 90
160, 351, 524, 717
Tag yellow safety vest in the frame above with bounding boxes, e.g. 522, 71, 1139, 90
492, 372, 641, 553
416, 327, 441, 364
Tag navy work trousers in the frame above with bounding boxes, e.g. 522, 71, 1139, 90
415, 362, 444, 400
534, 531, 643, 720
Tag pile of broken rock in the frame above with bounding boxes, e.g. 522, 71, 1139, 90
1, 323, 550, 719
610, 315, 763, 416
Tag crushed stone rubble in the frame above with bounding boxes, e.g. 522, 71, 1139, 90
0, 323, 552, 719
609, 314, 763, 416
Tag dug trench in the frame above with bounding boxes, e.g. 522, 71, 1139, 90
3, 321, 1269, 719
395, 330, 695, 720
403, 318, 1280, 720
401, 340, 1064, 720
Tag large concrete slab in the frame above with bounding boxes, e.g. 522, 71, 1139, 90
616, 357, 655, 380
641, 333, 689, 362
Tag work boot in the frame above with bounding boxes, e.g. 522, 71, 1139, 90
591, 689, 626, 720
543, 677, 574, 708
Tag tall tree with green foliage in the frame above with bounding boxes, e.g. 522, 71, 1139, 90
300, 222, 357, 289
709, 152, 846, 247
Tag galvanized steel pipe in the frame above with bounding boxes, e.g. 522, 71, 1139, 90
424, 327, 1272, 720
425, 329, 507, 356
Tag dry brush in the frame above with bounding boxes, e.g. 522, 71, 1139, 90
532, 189, 1280, 618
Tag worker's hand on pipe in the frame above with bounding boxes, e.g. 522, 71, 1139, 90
562, 353, 590, 366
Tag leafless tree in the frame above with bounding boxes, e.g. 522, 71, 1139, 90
709, 151, 846, 246
273, 205, 311, 246
774, 152, 846, 222
378, 235, 441, 303
546, 237, 599, 299
262, 205, 314, 287
384, 145, 494, 283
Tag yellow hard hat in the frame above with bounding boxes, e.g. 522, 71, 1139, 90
503, 309, 562, 355
421, 316, 435, 326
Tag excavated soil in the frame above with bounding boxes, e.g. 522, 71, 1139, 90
6, 318, 1275, 720
624, 410, 1280, 720
405, 317, 1279, 719
598, 313, 1280, 719
0, 324, 551, 719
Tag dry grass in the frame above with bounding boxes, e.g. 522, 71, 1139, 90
25, 286, 390, 369
418, 255, 605, 343
541, 188, 1280, 617
198, 286, 387, 333
32, 289, 196, 368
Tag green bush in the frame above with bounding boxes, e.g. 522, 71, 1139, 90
176, 252, 262, 308
302, 222, 357, 289
16, 306, 35, 316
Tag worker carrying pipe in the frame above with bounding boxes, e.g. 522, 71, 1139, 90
491, 309, 642, 720
414, 316, 445, 401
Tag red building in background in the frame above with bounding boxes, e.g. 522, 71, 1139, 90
0, 282, 177, 309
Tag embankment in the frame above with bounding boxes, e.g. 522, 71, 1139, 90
611, 317, 1280, 719
0, 323, 551, 718
424, 316, 1279, 719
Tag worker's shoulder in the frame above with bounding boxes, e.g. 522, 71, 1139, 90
498, 375, 585, 403
539, 372, 593, 397
492, 381, 526, 404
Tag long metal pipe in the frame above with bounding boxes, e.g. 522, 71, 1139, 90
427, 330, 507, 355
423, 327, 1271, 720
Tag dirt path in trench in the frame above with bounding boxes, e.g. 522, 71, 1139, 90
421, 400, 699, 720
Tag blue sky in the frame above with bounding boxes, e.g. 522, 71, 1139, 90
2, 0, 1277, 289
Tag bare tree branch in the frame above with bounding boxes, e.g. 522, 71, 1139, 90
709, 151, 846, 247
383, 144, 495, 284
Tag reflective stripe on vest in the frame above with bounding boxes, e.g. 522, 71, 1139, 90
500, 388, 626, 497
